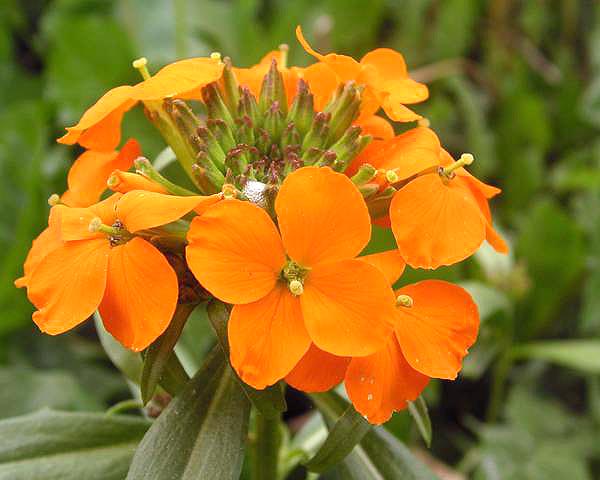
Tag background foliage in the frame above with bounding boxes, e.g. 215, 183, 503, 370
1, 0, 599, 478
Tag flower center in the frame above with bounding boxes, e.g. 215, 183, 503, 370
89, 217, 132, 246
282, 259, 310, 296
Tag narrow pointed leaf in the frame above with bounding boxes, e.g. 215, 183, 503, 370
0, 410, 149, 480
312, 391, 438, 479
206, 300, 287, 418
140, 304, 194, 404
408, 396, 432, 447
304, 405, 371, 473
511, 340, 600, 374
126, 347, 250, 479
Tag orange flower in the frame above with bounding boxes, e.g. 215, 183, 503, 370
389, 149, 507, 269
296, 26, 428, 121
58, 57, 224, 151
107, 170, 168, 194
60, 138, 142, 207
22, 191, 220, 351
288, 279, 479, 424
186, 166, 395, 389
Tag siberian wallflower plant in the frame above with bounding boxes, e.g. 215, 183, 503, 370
15, 24, 507, 477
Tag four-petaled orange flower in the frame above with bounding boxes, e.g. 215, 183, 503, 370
296, 26, 429, 122
58, 57, 224, 151
61, 138, 142, 207
186, 166, 396, 389
18, 191, 220, 351
288, 279, 479, 423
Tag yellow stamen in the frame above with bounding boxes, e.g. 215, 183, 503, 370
396, 294, 413, 308
278, 44, 289, 68
441, 153, 474, 177
385, 169, 399, 184
88, 217, 126, 238
47, 193, 61, 206
132, 57, 151, 80
417, 117, 430, 128
107, 174, 119, 188
289, 279, 304, 296
222, 183, 237, 199
210, 52, 222, 62
88, 217, 103, 233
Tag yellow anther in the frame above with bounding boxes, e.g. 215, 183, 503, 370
417, 117, 430, 128
132, 57, 151, 80
47, 193, 60, 206
278, 44, 289, 68
441, 153, 475, 177
210, 52, 222, 61
222, 183, 237, 199
88, 217, 102, 233
396, 294, 413, 308
289, 279, 304, 296
385, 169, 399, 184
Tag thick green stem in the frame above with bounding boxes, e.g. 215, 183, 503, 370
486, 350, 513, 422
252, 412, 282, 480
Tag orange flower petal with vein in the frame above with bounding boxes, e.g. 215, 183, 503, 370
359, 250, 406, 285
61, 139, 141, 207
229, 284, 310, 389
133, 57, 224, 101
57, 194, 120, 241
108, 170, 168, 194
58, 85, 137, 151
15, 226, 64, 289
276, 166, 370, 266
99, 237, 177, 351
390, 173, 486, 269
394, 280, 479, 379
285, 344, 350, 392
345, 337, 429, 424
115, 190, 220, 232
301, 259, 394, 356
373, 128, 441, 179
28, 239, 110, 334
186, 199, 285, 304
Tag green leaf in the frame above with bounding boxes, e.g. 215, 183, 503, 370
140, 304, 193, 404
126, 346, 250, 479
304, 404, 371, 473
206, 300, 287, 418
407, 396, 432, 448
312, 391, 438, 479
0, 410, 149, 480
511, 340, 600, 374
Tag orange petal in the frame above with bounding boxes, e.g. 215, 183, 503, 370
133, 58, 224, 101
276, 166, 371, 266
108, 170, 168, 194
285, 343, 350, 392
439, 149, 501, 199
58, 85, 137, 151
360, 48, 408, 80
301, 259, 394, 357
299, 62, 340, 112
14, 225, 64, 289
229, 283, 310, 389
186, 199, 285, 304
373, 128, 441, 179
345, 336, 429, 424
61, 139, 141, 207
116, 190, 220, 232
356, 115, 395, 140
28, 238, 110, 334
394, 280, 479, 379
379, 100, 422, 122
359, 250, 406, 285
57, 194, 121, 241
99, 237, 177, 351
346, 116, 394, 177
390, 173, 486, 269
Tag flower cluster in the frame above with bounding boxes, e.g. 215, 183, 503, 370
16, 27, 506, 424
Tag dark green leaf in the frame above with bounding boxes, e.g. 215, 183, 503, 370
0, 410, 149, 480
407, 396, 432, 448
304, 405, 371, 473
206, 300, 287, 418
511, 340, 600, 374
140, 304, 193, 404
126, 346, 250, 479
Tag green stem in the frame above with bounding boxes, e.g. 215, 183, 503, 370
252, 412, 282, 480
106, 399, 143, 416
173, 0, 187, 58
486, 350, 513, 422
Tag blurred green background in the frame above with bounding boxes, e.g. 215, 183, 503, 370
1, 0, 600, 478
